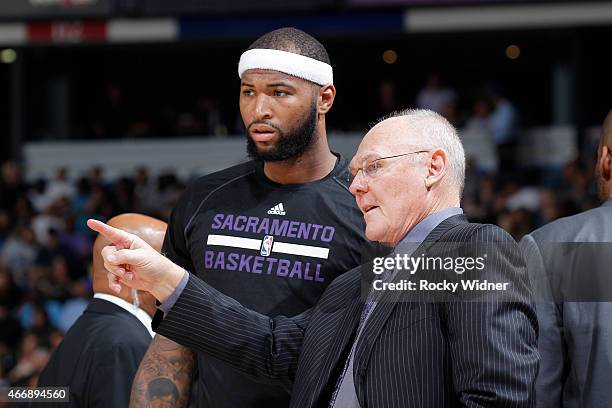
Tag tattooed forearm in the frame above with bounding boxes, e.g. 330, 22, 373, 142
129, 334, 195, 408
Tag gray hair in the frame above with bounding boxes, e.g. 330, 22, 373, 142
376, 109, 466, 195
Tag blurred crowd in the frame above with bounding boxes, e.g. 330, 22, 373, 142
0, 162, 185, 388
0, 74, 603, 388
413, 74, 601, 238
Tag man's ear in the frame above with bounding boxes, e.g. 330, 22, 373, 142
318, 84, 336, 115
599, 145, 612, 181
424, 148, 447, 189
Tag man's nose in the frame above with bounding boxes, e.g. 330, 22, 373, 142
254, 94, 273, 120
349, 170, 368, 195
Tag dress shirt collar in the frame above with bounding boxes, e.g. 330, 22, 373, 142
93, 293, 155, 338
400, 207, 464, 244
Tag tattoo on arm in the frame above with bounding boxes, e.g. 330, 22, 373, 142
130, 334, 195, 408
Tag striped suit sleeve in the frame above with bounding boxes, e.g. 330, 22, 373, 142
153, 273, 311, 388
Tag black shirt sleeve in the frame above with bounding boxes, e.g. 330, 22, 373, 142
163, 187, 196, 272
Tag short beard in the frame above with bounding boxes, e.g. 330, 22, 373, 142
246, 102, 318, 162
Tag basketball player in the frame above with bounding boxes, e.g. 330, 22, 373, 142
130, 28, 381, 408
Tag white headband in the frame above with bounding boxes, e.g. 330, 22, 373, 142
238, 48, 333, 86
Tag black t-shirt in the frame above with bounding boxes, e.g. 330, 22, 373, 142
163, 155, 380, 408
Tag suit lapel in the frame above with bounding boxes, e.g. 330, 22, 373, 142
352, 214, 467, 405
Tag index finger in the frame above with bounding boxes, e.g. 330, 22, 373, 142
87, 219, 133, 246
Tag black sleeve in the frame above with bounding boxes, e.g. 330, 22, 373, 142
163, 188, 195, 272
154, 272, 312, 388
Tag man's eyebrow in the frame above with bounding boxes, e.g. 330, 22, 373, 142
241, 82, 254, 87
360, 153, 380, 162
348, 159, 362, 173
266, 82, 296, 89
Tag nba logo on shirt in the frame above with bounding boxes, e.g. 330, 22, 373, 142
260, 235, 274, 256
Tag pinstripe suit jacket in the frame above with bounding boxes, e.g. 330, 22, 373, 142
155, 215, 539, 407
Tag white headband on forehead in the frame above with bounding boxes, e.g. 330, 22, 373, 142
238, 48, 333, 86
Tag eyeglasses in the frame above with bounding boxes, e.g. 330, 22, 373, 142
348, 150, 429, 185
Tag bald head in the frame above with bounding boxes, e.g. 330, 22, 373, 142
92, 214, 167, 312
368, 109, 466, 196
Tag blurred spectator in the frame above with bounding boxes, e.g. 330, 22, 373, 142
0, 305, 22, 352
561, 160, 596, 211
0, 266, 21, 310
43, 167, 76, 206
113, 177, 135, 214
489, 86, 519, 172
505, 186, 541, 212
0, 343, 13, 388
87, 167, 105, 191
8, 331, 49, 387
28, 179, 50, 213
57, 297, 89, 334
0, 267, 22, 350
176, 113, 203, 136
0, 210, 11, 248
196, 96, 225, 136
490, 91, 519, 145
134, 167, 160, 216
102, 83, 127, 138
378, 80, 398, 115
18, 303, 51, 336
461, 98, 498, 174
59, 217, 91, 259
127, 120, 153, 138
75, 185, 107, 234
0, 161, 26, 213
416, 74, 456, 117
0, 226, 38, 288
156, 172, 185, 220
497, 208, 534, 240
13, 195, 35, 228
31, 204, 66, 248
48, 330, 63, 351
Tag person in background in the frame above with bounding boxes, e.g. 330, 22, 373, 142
37, 213, 166, 407
521, 109, 612, 407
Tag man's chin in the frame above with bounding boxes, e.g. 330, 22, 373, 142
365, 226, 385, 243
247, 140, 279, 161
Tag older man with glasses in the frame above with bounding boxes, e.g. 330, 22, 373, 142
89, 109, 539, 408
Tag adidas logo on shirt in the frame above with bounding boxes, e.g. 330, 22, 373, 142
267, 203, 286, 216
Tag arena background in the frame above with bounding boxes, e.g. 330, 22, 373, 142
0, 0, 611, 391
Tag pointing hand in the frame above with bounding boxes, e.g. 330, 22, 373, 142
87, 219, 185, 302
